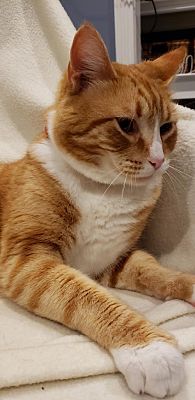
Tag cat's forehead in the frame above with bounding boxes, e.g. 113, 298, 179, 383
64, 61, 174, 124
87, 78, 172, 124
110, 63, 173, 121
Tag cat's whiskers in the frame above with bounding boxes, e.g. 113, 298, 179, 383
168, 164, 192, 179
165, 162, 190, 192
164, 170, 180, 205
168, 169, 186, 191
100, 171, 123, 201
128, 172, 135, 190
129, 173, 133, 192
133, 171, 138, 187
121, 173, 128, 202
163, 173, 177, 203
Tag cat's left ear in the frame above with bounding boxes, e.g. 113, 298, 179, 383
68, 23, 116, 93
139, 47, 186, 85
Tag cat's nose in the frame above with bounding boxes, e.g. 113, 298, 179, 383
148, 156, 164, 170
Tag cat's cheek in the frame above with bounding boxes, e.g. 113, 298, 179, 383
110, 341, 184, 398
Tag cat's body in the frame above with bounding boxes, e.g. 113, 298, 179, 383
0, 139, 159, 280
31, 135, 160, 277
0, 24, 195, 398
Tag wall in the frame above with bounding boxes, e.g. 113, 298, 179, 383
60, 0, 116, 60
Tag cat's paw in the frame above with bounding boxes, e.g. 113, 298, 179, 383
166, 275, 195, 306
111, 341, 184, 398
187, 283, 195, 306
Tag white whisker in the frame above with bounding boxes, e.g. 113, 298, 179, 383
164, 171, 180, 205
121, 173, 128, 202
168, 170, 186, 191
133, 172, 137, 187
163, 173, 177, 202
100, 171, 123, 200
128, 173, 133, 192
168, 165, 192, 179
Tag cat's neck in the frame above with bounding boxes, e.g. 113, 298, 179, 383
30, 137, 162, 202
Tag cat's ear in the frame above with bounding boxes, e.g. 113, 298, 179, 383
139, 47, 186, 85
68, 23, 116, 93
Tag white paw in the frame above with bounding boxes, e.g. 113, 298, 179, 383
111, 341, 184, 398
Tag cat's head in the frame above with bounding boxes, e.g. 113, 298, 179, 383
48, 24, 186, 187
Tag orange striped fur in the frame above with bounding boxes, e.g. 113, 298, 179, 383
0, 24, 194, 397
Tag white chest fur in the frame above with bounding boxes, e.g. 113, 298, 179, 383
31, 140, 160, 277
65, 187, 144, 277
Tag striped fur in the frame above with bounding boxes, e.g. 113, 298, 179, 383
0, 24, 194, 397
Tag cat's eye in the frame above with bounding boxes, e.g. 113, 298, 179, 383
116, 118, 138, 135
160, 122, 173, 136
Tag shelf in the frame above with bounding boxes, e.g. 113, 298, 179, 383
171, 74, 195, 100
141, 0, 195, 16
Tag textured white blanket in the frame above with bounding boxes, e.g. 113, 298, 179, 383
1, 0, 195, 399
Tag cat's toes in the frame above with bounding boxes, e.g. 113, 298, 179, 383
111, 341, 184, 398
167, 275, 195, 306
187, 283, 195, 306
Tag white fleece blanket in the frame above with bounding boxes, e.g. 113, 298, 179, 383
1, 0, 195, 399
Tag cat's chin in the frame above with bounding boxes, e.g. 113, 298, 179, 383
131, 171, 163, 188
134, 175, 154, 185
132, 161, 169, 187
130, 176, 155, 187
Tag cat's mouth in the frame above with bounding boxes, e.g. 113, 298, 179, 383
119, 158, 169, 185
118, 164, 168, 187
119, 166, 157, 182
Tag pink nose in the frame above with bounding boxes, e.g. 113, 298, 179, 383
148, 157, 164, 170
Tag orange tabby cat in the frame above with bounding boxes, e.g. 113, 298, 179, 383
0, 24, 195, 398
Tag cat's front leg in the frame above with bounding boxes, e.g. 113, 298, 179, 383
1, 243, 184, 398
98, 249, 195, 305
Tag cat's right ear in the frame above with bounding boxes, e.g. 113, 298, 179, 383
138, 47, 186, 85
67, 23, 116, 93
